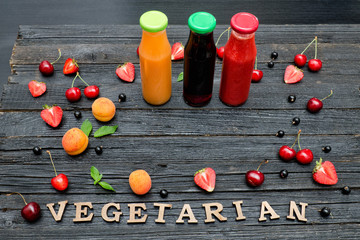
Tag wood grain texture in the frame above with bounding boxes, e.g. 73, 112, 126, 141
1, 24, 359, 239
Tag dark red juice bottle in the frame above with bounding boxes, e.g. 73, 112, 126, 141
183, 12, 217, 107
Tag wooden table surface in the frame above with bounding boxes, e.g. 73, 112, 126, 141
0, 24, 359, 239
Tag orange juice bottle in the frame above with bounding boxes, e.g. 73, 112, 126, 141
139, 11, 172, 105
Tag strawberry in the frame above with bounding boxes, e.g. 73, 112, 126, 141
284, 65, 304, 84
194, 167, 216, 192
312, 158, 338, 185
40, 105, 63, 128
63, 58, 79, 75
171, 42, 184, 61
116, 62, 135, 82
28, 80, 46, 97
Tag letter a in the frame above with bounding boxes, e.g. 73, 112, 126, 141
259, 201, 280, 222
176, 204, 198, 224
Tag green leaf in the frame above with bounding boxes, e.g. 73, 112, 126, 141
99, 181, 115, 192
90, 166, 101, 182
94, 125, 118, 138
94, 174, 103, 185
177, 72, 183, 82
81, 119, 92, 137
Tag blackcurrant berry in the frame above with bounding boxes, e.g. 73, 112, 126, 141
292, 117, 300, 125
268, 61, 274, 68
280, 169, 288, 178
95, 146, 103, 154
288, 95, 296, 103
320, 207, 331, 217
160, 189, 168, 198
33, 146, 42, 155
270, 51, 278, 59
322, 146, 331, 153
118, 93, 127, 102
74, 111, 82, 119
341, 186, 351, 195
276, 130, 285, 138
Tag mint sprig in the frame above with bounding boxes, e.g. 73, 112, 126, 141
177, 72, 183, 82
90, 166, 115, 192
81, 119, 92, 137
94, 125, 118, 138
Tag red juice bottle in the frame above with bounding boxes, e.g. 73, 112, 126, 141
219, 12, 259, 106
183, 12, 217, 107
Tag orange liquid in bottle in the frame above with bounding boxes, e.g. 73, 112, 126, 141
139, 30, 172, 105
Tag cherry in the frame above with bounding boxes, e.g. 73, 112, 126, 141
84, 85, 100, 99
65, 87, 81, 102
252, 57, 263, 83
307, 90, 333, 113
33, 146, 42, 155
7, 192, 41, 222
74, 111, 82, 119
137, 46, 139, 56
160, 189, 168, 198
294, 37, 316, 67
118, 93, 127, 102
245, 160, 268, 187
39, 49, 61, 75
47, 151, 68, 191
320, 207, 331, 217
279, 130, 301, 162
341, 186, 351, 195
215, 27, 230, 59
295, 130, 313, 164
322, 146, 332, 153
95, 146, 103, 154
276, 130, 285, 138
308, 36, 322, 72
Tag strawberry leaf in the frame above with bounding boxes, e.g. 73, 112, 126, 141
81, 119, 92, 137
94, 125, 118, 138
99, 181, 115, 192
177, 72, 183, 82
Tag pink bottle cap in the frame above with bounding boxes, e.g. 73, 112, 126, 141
230, 12, 259, 34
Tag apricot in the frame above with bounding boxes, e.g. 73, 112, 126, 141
92, 97, 116, 122
62, 128, 89, 155
129, 170, 152, 195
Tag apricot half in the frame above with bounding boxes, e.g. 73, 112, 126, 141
92, 97, 116, 122
129, 170, 152, 195
62, 128, 89, 155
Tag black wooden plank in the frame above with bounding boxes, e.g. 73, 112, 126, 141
0, 109, 358, 137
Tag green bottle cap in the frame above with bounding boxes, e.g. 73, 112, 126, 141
188, 12, 216, 34
140, 10, 168, 33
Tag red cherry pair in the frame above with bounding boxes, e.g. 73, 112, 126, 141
294, 36, 322, 72
66, 72, 99, 102
279, 130, 313, 164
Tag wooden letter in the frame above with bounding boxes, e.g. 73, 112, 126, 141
127, 203, 148, 223
46, 200, 68, 222
73, 202, 94, 222
258, 201, 280, 222
154, 203, 172, 223
101, 203, 123, 222
287, 201, 308, 222
176, 204, 198, 224
202, 202, 227, 223
232, 201, 246, 221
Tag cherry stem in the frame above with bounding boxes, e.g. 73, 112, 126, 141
51, 49, 62, 64
300, 37, 316, 55
320, 90, 333, 101
215, 27, 230, 47
71, 73, 78, 88
297, 130, 303, 151
256, 159, 269, 171
6, 192, 27, 205
290, 129, 302, 149
76, 72, 90, 87
46, 150, 57, 177
314, 36, 318, 59
254, 57, 258, 70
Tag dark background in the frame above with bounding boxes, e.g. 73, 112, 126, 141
1, 0, 359, 93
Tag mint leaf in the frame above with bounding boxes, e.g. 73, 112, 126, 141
81, 119, 92, 137
99, 181, 115, 192
177, 72, 183, 82
90, 166, 101, 182
94, 125, 118, 138
94, 174, 103, 185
